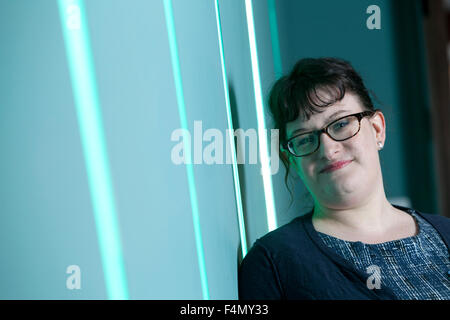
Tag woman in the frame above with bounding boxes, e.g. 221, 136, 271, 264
238, 57, 450, 299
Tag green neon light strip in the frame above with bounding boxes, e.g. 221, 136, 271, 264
267, 0, 282, 78
213, 0, 248, 258
57, 0, 129, 300
244, 0, 278, 231
163, 0, 210, 300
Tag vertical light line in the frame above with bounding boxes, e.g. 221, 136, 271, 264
163, 0, 210, 300
57, 0, 129, 299
244, 0, 278, 231
214, 0, 248, 258
267, 0, 282, 78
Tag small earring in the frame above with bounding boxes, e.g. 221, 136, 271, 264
377, 141, 383, 150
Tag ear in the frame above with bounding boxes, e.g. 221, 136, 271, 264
369, 110, 386, 146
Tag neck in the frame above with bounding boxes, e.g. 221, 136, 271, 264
312, 192, 398, 233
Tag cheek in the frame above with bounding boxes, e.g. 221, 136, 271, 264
351, 137, 376, 164
297, 159, 317, 183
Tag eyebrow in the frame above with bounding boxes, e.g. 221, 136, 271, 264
291, 110, 350, 136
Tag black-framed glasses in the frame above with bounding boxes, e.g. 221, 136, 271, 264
283, 110, 379, 157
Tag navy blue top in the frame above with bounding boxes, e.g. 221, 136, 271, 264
238, 205, 450, 300
318, 210, 450, 299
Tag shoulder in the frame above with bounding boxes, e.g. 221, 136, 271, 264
396, 205, 450, 243
419, 212, 450, 224
252, 214, 312, 253
238, 213, 317, 299
409, 207, 450, 229
395, 204, 450, 227
241, 213, 315, 267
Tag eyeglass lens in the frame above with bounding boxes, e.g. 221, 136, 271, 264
288, 115, 360, 156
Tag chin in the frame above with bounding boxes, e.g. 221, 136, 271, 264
320, 181, 363, 203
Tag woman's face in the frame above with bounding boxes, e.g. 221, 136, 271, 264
285, 92, 386, 209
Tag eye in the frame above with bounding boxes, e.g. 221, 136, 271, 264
332, 119, 349, 131
296, 134, 314, 146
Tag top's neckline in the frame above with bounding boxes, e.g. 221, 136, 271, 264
312, 206, 422, 246
300, 205, 407, 299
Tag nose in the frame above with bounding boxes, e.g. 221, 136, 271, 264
317, 131, 341, 159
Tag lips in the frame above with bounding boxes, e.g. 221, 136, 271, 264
320, 160, 353, 174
